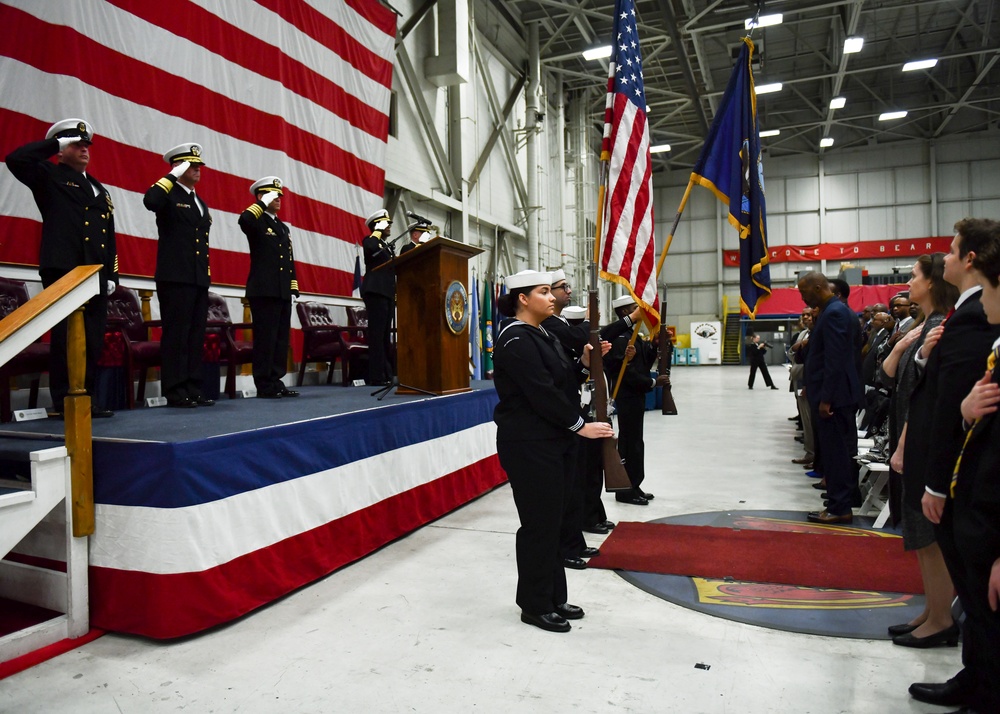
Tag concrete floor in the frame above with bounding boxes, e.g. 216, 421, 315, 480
0, 366, 960, 713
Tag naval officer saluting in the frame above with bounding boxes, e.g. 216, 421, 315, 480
143, 143, 213, 408
5, 118, 118, 417
238, 177, 299, 399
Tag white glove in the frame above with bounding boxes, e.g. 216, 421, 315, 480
106, 280, 115, 296
169, 160, 191, 178
57, 136, 82, 150
374, 220, 390, 232
260, 191, 279, 207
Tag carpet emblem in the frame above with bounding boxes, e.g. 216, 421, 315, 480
606, 510, 924, 639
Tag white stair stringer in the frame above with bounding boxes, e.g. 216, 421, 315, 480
0, 446, 90, 664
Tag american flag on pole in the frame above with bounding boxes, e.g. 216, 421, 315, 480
599, 0, 659, 331
0, 0, 396, 297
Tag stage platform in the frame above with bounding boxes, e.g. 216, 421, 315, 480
2, 382, 504, 639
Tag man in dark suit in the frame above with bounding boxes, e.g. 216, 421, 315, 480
361, 209, 395, 386
906, 218, 1000, 712
143, 143, 213, 408
238, 176, 299, 399
601, 296, 670, 506
797, 271, 863, 524
6, 118, 118, 418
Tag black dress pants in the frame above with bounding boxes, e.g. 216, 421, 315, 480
363, 293, 393, 384
40, 269, 107, 411
157, 282, 208, 401
248, 296, 290, 395
498, 435, 573, 615
616, 394, 646, 493
811, 403, 858, 515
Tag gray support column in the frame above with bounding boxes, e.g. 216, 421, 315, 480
526, 23, 540, 270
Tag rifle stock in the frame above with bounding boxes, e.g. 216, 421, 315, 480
658, 291, 678, 415
588, 290, 632, 492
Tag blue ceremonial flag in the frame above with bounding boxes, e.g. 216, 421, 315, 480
351, 252, 363, 299
470, 275, 482, 380
691, 37, 771, 317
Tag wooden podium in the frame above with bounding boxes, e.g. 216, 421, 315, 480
391, 236, 483, 395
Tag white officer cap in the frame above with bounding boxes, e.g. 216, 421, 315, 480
612, 294, 637, 309
506, 269, 553, 290
250, 176, 284, 195
562, 305, 587, 321
365, 208, 390, 229
406, 222, 433, 234
163, 143, 205, 165
549, 269, 567, 285
46, 118, 93, 144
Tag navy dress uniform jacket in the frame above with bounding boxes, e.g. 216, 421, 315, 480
239, 201, 298, 299
5, 138, 118, 284
143, 175, 211, 287
361, 231, 395, 298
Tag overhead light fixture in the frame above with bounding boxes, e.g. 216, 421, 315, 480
902, 58, 938, 72
830, 96, 846, 109
649, 144, 671, 154
582, 45, 613, 61
759, 129, 780, 138
754, 82, 782, 95
820, 137, 834, 148
879, 110, 908, 121
745, 13, 782, 30
843, 37, 864, 54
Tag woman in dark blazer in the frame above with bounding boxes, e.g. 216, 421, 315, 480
879, 253, 957, 643
493, 270, 612, 633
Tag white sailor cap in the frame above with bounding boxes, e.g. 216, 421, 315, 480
46, 118, 93, 144
365, 209, 390, 229
549, 269, 567, 285
406, 221, 433, 234
163, 143, 205, 165
250, 176, 283, 195
562, 305, 587, 321
612, 294, 637, 309
506, 269, 553, 290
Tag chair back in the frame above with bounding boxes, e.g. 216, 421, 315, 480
346, 306, 368, 329
0, 276, 30, 319
297, 301, 336, 330
106, 286, 146, 342
207, 292, 232, 323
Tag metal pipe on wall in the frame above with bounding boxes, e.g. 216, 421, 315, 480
526, 23, 540, 270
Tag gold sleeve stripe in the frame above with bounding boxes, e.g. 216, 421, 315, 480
154, 178, 173, 192
247, 204, 263, 218
290, 280, 299, 290
113, 256, 119, 272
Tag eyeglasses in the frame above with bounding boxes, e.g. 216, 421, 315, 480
552, 283, 571, 292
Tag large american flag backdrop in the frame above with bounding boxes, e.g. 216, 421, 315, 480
0, 0, 396, 297
599, 0, 659, 330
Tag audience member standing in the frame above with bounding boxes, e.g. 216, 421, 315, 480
5, 118, 118, 417
143, 143, 213, 408
878, 253, 958, 646
238, 177, 299, 399
797, 272, 862, 524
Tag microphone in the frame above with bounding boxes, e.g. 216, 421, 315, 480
406, 210, 432, 225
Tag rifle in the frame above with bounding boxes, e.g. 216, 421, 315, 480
588, 287, 632, 492
658, 291, 677, 415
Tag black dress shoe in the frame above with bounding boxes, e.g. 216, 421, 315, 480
602, 520, 616, 529
887, 622, 919, 636
554, 603, 584, 620
637, 489, 655, 500
908, 679, 970, 707
91, 407, 114, 418
581, 547, 600, 558
166, 397, 197, 408
615, 494, 649, 505
893, 622, 959, 648
520, 611, 570, 632
806, 509, 853, 524
769, 385, 779, 390
562, 557, 587, 570
194, 397, 215, 407
257, 391, 283, 399
582, 523, 610, 535
279, 388, 300, 397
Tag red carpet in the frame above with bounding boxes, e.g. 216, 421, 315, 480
588, 521, 923, 593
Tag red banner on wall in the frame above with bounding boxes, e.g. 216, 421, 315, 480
722, 236, 953, 266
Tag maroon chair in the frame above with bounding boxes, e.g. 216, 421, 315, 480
105, 286, 161, 408
206, 292, 253, 399
295, 302, 367, 386
0, 277, 49, 421
344, 306, 372, 382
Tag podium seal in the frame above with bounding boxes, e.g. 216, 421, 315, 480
444, 280, 470, 334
